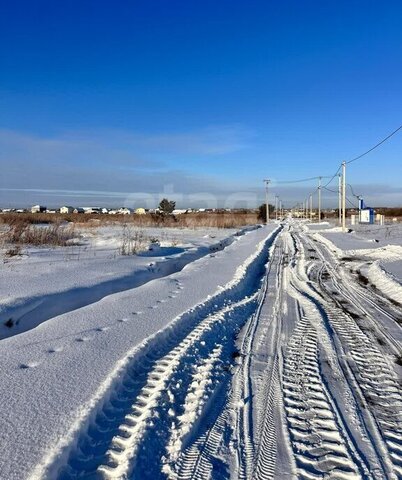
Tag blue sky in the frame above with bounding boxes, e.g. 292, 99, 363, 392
1, 0, 401, 208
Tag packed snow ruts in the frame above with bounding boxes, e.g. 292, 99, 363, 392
22, 226, 280, 480
1, 220, 402, 479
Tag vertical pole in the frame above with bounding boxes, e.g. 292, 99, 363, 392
275, 195, 278, 221
309, 194, 313, 222
279, 200, 282, 220
342, 162, 346, 232
358, 196, 361, 224
338, 173, 342, 226
264, 179, 270, 224
318, 176, 322, 223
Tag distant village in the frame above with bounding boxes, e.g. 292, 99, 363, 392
0, 204, 245, 215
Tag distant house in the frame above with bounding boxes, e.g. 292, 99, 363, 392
73, 207, 84, 214
31, 205, 46, 213
101, 208, 109, 214
108, 209, 119, 215
172, 209, 187, 215
135, 208, 146, 215
60, 206, 74, 214
118, 207, 132, 215
83, 207, 101, 214
46, 209, 57, 214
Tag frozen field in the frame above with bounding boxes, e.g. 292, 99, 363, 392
0, 225, 246, 340
0, 221, 401, 479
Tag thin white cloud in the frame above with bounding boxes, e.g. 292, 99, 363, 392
0, 126, 258, 208
63, 124, 255, 156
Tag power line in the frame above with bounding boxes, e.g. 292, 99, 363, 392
346, 124, 402, 164
348, 184, 361, 198
274, 124, 401, 190
322, 165, 342, 189
275, 175, 331, 184
270, 124, 402, 213
346, 196, 358, 208
323, 186, 338, 194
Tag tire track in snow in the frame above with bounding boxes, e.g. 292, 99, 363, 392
301, 231, 402, 478
97, 295, 257, 480
253, 239, 288, 480
162, 345, 224, 478
310, 233, 402, 352
317, 291, 402, 478
282, 301, 365, 479
282, 228, 372, 479
253, 356, 280, 480
174, 237, 285, 480
173, 257, 274, 480
47, 228, 280, 480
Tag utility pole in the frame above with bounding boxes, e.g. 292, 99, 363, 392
338, 173, 342, 227
342, 162, 346, 232
275, 195, 278, 221
309, 194, 313, 222
357, 196, 362, 224
279, 199, 282, 220
318, 176, 322, 223
264, 179, 270, 224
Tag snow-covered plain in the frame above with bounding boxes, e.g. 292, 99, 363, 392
0, 226, 246, 340
1, 220, 401, 480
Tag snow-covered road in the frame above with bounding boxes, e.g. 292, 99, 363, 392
1, 221, 401, 479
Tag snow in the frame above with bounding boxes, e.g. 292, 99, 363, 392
312, 222, 402, 283
1, 219, 401, 480
0, 225, 248, 340
0, 224, 278, 480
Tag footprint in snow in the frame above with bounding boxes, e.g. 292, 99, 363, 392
169, 295, 177, 299
75, 336, 91, 342
132, 311, 143, 315
95, 327, 110, 332
47, 347, 63, 353
118, 318, 129, 322
20, 361, 40, 369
